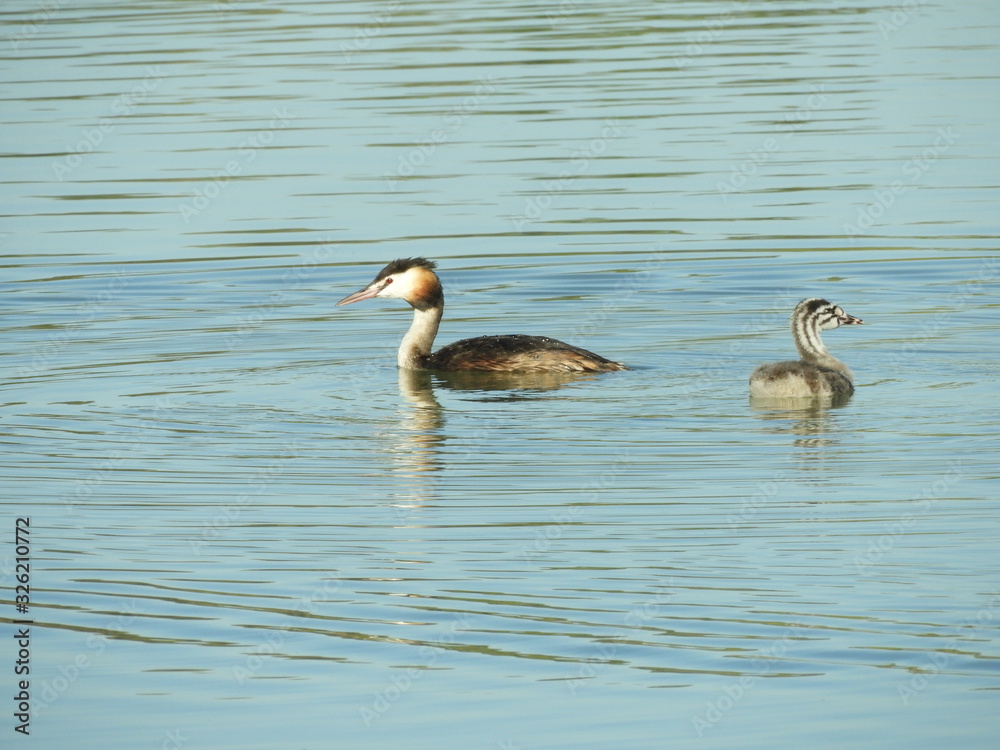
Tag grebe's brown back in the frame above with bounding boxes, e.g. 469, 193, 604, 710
749, 298, 863, 399
337, 258, 626, 373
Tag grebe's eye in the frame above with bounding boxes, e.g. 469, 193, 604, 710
383, 277, 393, 285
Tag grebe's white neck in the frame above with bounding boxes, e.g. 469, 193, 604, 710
791, 298, 862, 375
398, 304, 442, 369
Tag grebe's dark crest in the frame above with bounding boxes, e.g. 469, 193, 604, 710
337, 257, 626, 373
749, 297, 863, 399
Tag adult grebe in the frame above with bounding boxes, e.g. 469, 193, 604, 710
337, 258, 626, 372
749, 298, 864, 399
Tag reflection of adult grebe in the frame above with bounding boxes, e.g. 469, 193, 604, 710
337, 258, 626, 372
750, 298, 864, 399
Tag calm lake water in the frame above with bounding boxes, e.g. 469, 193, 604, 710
2, 0, 999, 748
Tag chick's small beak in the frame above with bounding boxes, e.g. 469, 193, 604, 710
840, 312, 864, 325
336, 284, 381, 306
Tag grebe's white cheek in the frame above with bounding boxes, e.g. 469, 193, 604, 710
375, 278, 400, 298
387, 270, 427, 300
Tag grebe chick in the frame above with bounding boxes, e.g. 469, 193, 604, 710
337, 258, 626, 373
749, 298, 864, 399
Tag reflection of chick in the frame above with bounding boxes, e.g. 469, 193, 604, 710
338, 258, 625, 372
750, 298, 864, 399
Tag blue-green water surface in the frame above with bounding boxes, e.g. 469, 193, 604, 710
2, 1, 999, 748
